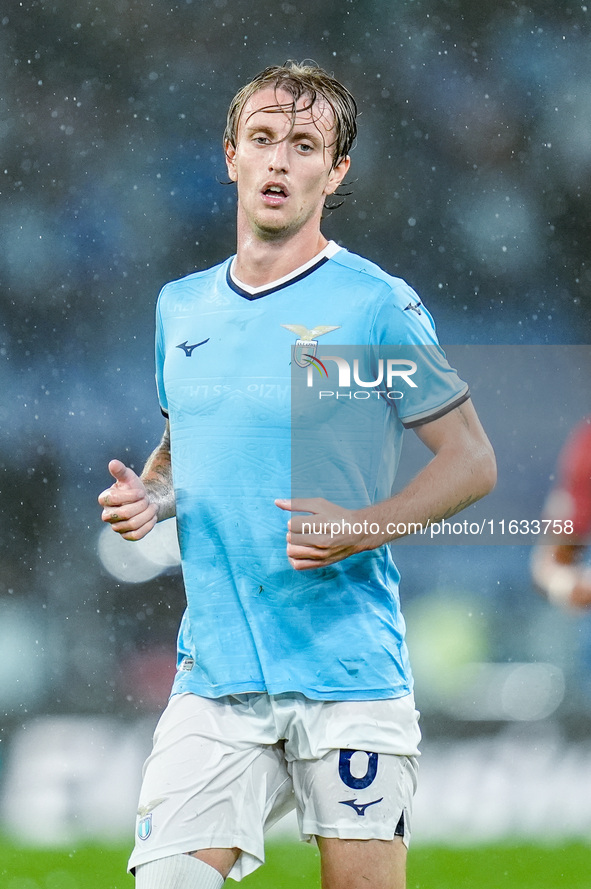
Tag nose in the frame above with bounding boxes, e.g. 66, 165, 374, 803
268, 139, 289, 173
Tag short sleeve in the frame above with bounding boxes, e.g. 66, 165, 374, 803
155, 287, 169, 417
369, 279, 440, 346
370, 281, 470, 428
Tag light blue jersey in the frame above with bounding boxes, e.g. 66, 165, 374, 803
155, 243, 469, 700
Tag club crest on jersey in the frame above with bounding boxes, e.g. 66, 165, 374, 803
281, 324, 341, 368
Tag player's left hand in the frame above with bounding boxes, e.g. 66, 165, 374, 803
275, 498, 375, 570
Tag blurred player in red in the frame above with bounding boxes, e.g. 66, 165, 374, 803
531, 417, 591, 608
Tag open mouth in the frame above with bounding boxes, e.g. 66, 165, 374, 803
263, 185, 288, 200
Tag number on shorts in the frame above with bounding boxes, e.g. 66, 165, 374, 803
338, 749, 378, 789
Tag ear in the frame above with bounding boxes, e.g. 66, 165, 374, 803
225, 140, 238, 182
324, 155, 351, 196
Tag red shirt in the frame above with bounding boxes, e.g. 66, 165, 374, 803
546, 418, 591, 538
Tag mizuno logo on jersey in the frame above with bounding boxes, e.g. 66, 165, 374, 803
339, 797, 384, 816
281, 324, 341, 368
177, 338, 210, 356
404, 301, 422, 315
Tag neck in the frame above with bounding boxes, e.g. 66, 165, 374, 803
233, 219, 329, 288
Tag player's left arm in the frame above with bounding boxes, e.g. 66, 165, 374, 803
277, 399, 496, 570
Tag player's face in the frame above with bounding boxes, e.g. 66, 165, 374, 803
225, 86, 350, 242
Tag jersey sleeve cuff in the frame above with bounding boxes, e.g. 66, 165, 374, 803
400, 386, 470, 429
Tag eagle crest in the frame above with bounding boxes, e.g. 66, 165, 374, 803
281, 324, 340, 368
281, 324, 340, 340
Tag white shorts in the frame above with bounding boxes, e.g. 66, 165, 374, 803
128, 691, 420, 881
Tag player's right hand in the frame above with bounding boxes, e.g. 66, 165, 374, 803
98, 459, 158, 541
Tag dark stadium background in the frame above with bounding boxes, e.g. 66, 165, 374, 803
2, 0, 591, 848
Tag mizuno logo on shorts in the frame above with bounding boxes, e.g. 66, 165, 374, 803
339, 797, 384, 816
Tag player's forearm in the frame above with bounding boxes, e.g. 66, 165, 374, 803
359, 435, 496, 546
140, 422, 176, 522
281, 401, 496, 570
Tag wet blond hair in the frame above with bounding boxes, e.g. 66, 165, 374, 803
224, 61, 358, 169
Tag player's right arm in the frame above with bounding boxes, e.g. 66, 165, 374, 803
98, 420, 175, 541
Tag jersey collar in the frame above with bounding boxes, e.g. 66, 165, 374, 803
227, 241, 341, 301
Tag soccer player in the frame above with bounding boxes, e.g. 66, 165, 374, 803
99, 63, 496, 889
531, 416, 591, 608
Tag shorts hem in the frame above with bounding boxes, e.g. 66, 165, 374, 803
128, 839, 264, 879
301, 823, 411, 847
